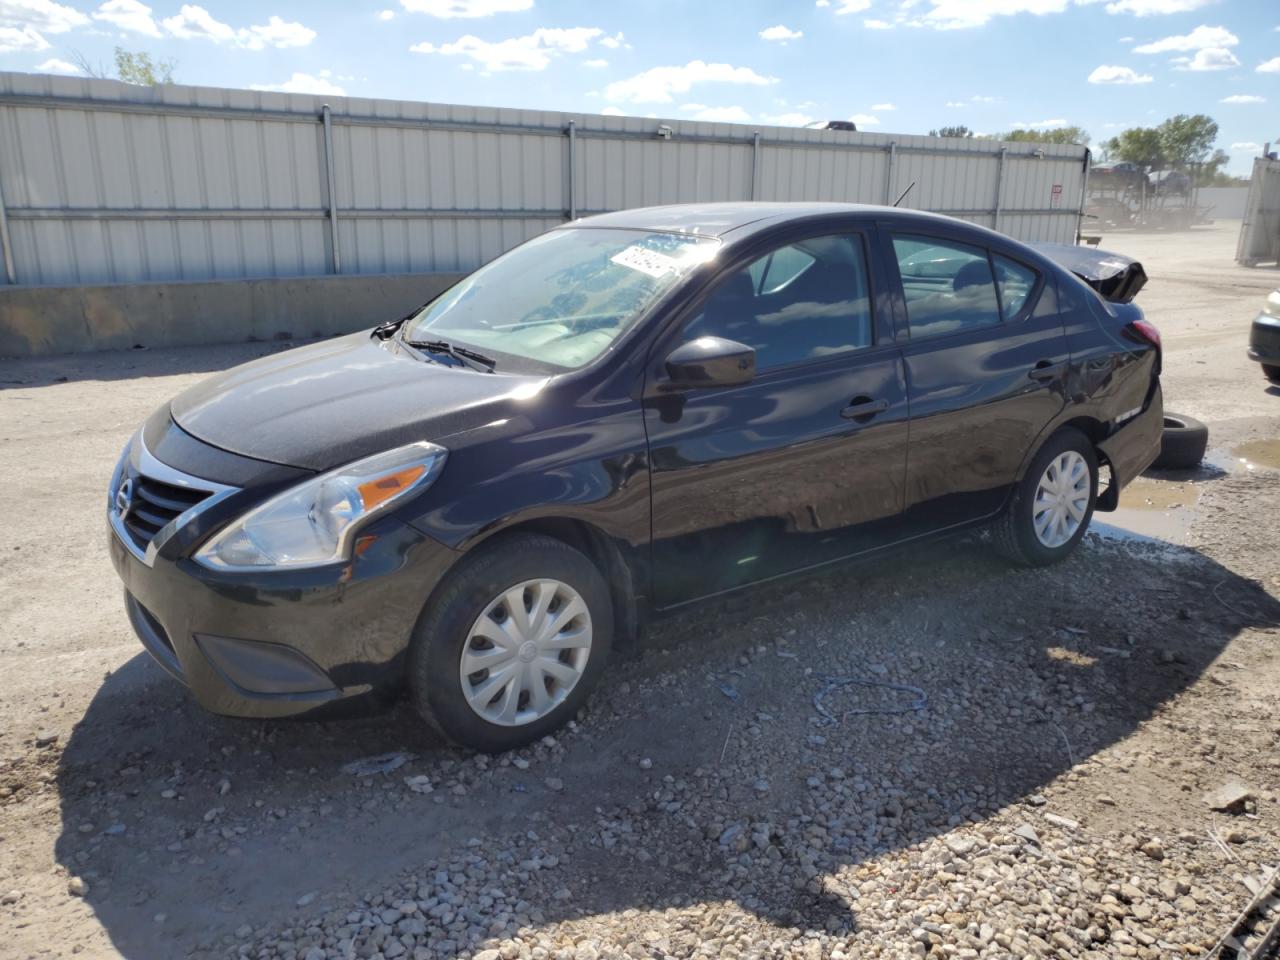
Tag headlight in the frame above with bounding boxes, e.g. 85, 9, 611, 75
1264, 290, 1280, 318
195, 442, 447, 571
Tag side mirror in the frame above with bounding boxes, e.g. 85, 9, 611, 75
664, 336, 756, 389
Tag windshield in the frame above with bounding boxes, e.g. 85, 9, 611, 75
402, 227, 719, 370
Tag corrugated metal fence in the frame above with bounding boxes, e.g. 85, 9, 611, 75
0, 72, 1088, 288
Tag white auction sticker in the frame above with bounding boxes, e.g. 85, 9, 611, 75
610, 244, 682, 279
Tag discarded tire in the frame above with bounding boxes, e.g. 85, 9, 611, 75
1151, 412, 1209, 470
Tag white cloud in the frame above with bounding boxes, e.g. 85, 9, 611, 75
0, 24, 47, 49
399, 0, 532, 17
971, 94, 998, 102
816, 0, 872, 12
1220, 94, 1264, 104
945, 100, 966, 107
36, 55, 79, 72
1095, 0, 1212, 13
1087, 64, 1153, 83
911, 0, 1071, 31
598, 31, 627, 49
1176, 47, 1239, 70
760, 111, 815, 126
1230, 142, 1261, 152
1132, 24, 1237, 53
584, 57, 607, 67
0, 0, 88, 33
1257, 57, 1280, 74
378, 8, 394, 19
600, 106, 624, 116
849, 112, 879, 126
604, 60, 778, 104
686, 105, 752, 123
760, 24, 802, 41
251, 72, 345, 96
411, 27, 603, 72
1011, 117, 1067, 128
162, 4, 233, 41
239, 15, 315, 49
863, 18, 892, 28
871, 102, 896, 110
93, 0, 161, 38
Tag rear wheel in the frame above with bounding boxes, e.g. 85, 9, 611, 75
408, 534, 612, 752
992, 428, 1098, 567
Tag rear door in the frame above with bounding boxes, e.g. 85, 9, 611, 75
644, 225, 909, 608
884, 228, 1069, 529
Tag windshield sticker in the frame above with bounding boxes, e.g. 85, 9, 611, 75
610, 245, 683, 279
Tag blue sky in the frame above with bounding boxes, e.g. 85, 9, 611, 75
3, 0, 1278, 173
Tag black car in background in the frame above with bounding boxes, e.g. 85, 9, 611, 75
108, 203, 1163, 751
1249, 287, 1280, 384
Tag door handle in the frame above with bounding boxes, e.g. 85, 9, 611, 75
1028, 360, 1066, 382
841, 397, 890, 420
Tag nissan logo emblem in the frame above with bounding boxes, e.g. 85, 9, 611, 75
115, 477, 135, 519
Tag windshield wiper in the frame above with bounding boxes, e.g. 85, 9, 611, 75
403, 338, 497, 372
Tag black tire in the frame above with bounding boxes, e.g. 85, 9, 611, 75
408, 533, 612, 752
992, 427, 1098, 567
1263, 364, 1280, 385
1152, 412, 1208, 470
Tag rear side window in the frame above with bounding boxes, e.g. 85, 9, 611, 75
892, 236, 1000, 339
684, 234, 874, 370
993, 255, 1039, 320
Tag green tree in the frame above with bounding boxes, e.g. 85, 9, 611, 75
69, 47, 176, 85
1000, 126, 1090, 146
928, 125, 974, 138
1104, 127, 1165, 172
1157, 113, 1218, 169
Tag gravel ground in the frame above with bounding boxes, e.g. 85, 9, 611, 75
1, 221, 1278, 960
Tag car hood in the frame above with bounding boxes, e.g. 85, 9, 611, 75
170, 333, 549, 471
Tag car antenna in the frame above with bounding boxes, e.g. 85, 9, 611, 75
893, 181, 916, 207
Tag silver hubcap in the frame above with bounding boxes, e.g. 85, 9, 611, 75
459, 578, 592, 727
1033, 450, 1091, 548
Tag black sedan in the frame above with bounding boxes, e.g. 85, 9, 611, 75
108, 203, 1163, 751
1249, 287, 1280, 384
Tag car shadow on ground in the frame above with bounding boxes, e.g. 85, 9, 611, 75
53, 533, 1280, 958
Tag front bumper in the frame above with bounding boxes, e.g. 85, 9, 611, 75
1248, 312, 1280, 365
109, 492, 459, 721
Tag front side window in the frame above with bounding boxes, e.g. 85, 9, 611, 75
683, 234, 874, 370
403, 228, 719, 371
893, 236, 1001, 339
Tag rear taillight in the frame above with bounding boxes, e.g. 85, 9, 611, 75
1130, 318, 1161, 350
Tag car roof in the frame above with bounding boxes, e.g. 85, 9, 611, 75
569, 201, 988, 240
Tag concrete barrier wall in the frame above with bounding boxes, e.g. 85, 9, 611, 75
1197, 186, 1250, 221
0, 272, 463, 357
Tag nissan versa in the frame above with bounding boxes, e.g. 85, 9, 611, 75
108, 203, 1163, 751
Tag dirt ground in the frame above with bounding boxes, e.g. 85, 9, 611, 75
1, 220, 1278, 960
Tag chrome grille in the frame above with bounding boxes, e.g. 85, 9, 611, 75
110, 435, 237, 566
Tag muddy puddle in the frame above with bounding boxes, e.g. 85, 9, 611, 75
1095, 438, 1278, 545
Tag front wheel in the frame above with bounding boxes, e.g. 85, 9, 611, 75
992, 428, 1098, 567
408, 533, 613, 752
1263, 364, 1280, 385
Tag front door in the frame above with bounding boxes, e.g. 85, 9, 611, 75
644, 228, 909, 609
885, 230, 1070, 529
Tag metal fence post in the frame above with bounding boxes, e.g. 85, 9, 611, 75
750, 131, 761, 201
566, 120, 577, 220
321, 104, 341, 274
0, 154, 15, 284
884, 141, 897, 205
993, 146, 1007, 233
1075, 148, 1092, 244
